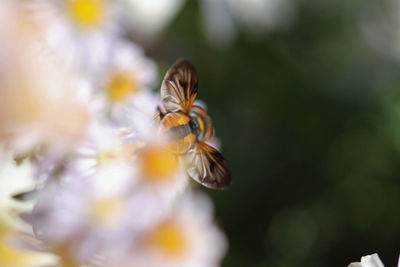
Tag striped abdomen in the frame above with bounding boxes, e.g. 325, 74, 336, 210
159, 105, 213, 154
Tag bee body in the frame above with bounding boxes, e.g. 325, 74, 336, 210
157, 59, 231, 190
159, 105, 212, 154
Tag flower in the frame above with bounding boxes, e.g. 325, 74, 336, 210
0, 4, 90, 154
31, 121, 189, 265
69, 121, 189, 204
68, 122, 137, 178
101, 41, 157, 101
0, 150, 35, 222
31, 155, 186, 265
28, 0, 120, 74
0, 148, 58, 267
348, 253, 400, 267
0, 220, 58, 267
31, 166, 136, 265
89, 40, 159, 124
126, 192, 227, 267
135, 142, 189, 202
1, 2, 230, 267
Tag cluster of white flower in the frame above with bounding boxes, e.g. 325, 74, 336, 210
0, 1, 227, 266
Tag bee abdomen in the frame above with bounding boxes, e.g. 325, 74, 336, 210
190, 105, 213, 141
159, 111, 197, 154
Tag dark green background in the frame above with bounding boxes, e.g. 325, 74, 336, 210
147, 1, 400, 266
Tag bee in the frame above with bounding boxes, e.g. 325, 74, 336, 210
157, 59, 231, 190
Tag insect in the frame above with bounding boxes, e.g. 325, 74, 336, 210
156, 59, 231, 190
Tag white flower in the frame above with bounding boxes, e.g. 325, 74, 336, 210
28, 0, 120, 74
126, 192, 227, 267
31, 160, 179, 265
134, 142, 189, 203
0, 219, 58, 267
0, 150, 35, 222
0, 147, 58, 267
89, 40, 159, 124
69, 121, 190, 204
31, 119, 189, 264
69, 105, 187, 201
0, 4, 90, 154
68, 122, 137, 178
111, 90, 161, 136
1, 2, 230, 267
348, 253, 400, 267
103, 41, 157, 95
31, 165, 135, 264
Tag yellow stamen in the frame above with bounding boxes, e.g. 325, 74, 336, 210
147, 220, 187, 258
141, 146, 178, 183
66, 0, 105, 28
106, 70, 139, 101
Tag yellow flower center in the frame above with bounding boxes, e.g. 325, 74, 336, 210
66, 0, 105, 29
106, 70, 139, 102
90, 197, 125, 226
140, 147, 178, 183
147, 220, 187, 258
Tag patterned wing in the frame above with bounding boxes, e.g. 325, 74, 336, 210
160, 59, 198, 112
185, 141, 231, 190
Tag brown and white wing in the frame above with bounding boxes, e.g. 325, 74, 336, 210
161, 59, 198, 113
185, 141, 231, 190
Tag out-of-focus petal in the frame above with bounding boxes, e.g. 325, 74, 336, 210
126, 192, 227, 267
348, 253, 385, 267
122, 0, 185, 39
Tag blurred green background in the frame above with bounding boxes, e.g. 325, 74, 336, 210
148, 1, 400, 266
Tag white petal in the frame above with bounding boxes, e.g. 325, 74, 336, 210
349, 254, 385, 267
